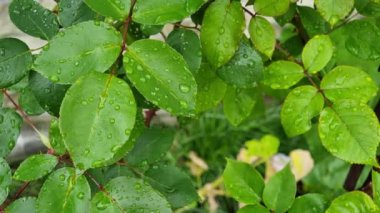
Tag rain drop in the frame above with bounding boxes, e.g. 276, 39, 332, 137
179, 84, 190, 93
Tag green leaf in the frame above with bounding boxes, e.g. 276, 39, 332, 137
167, 29, 202, 73
123, 39, 197, 116
254, 0, 290, 16
126, 128, 175, 166
373, 170, 380, 206
29, 71, 70, 117
297, 6, 330, 38
355, 0, 380, 17
329, 19, 380, 74
263, 164, 296, 213
18, 87, 45, 116
223, 159, 265, 204
60, 72, 136, 170
140, 24, 164, 36
5, 197, 36, 213
0, 158, 11, 205
315, 0, 355, 27
196, 63, 227, 112
345, 19, 380, 61
13, 154, 58, 182
321, 65, 378, 103
245, 135, 280, 160
238, 204, 270, 213
9, 0, 59, 40
249, 16, 276, 58
223, 86, 258, 126
288, 194, 328, 213
49, 118, 66, 155
58, 0, 97, 27
36, 167, 91, 213
200, 0, 245, 68
326, 191, 379, 213
133, 0, 206, 25
318, 100, 380, 165
101, 109, 145, 167
281, 86, 324, 137
0, 38, 32, 88
302, 35, 334, 74
263, 60, 304, 89
275, 3, 296, 26
91, 176, 171, 212
84, 0, 130, 20
216, 40, 264, 88
34, 21, 122, 84
0, 108, 22, 158
145, 165, 199, 209
303, 133, 350, 200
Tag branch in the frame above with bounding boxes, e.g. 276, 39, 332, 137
292, 14, 309, 44
0, 182, 30, 210
2, 89, 52, 149
2, 90, 38, 132
121, 0, 137, 52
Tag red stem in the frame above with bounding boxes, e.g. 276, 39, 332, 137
0, 182, 30, 210
2, 90, 39, 133
144, 109, 157, 127
121, 0, 137, 52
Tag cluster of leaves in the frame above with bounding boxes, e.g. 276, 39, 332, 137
224, 159, 380, 213
1, 0, 380, 212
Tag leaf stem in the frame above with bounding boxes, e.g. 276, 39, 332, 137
243, 7, 256, 17
85, 172, 126, 213
160, 31, 167, 40
172, 23, 200, 32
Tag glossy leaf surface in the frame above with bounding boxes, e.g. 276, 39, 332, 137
9, 0, 59, 40
36, 168, 91, 213
249, 16, 276, 58
91, 176, 171, 212
124, 39, 197, 116
34, 21, 122, 84
60, 72, 136, 170
223, 159, 264, 204
0, 108, 22, 158
281, 86, 324, 137
0, 38, 32, 88
318, 100, 380, 165
13, 154, 58, 182
200, 0, 245, 68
